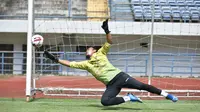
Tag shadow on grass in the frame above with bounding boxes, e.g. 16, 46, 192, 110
88, 104, 141, 110
88, 104, 176, 111
102, 107, 141, 110
0, 97, 47, 102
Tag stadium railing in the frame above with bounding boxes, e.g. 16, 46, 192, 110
0, 51, 200, 77
38, 87, 200, 98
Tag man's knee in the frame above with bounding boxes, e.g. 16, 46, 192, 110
101, 97, 111, 106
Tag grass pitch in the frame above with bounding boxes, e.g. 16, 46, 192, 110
0, 98, 199, 112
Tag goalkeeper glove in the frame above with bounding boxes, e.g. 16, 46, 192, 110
44, 50, 59, 63
101, 19, 110, 34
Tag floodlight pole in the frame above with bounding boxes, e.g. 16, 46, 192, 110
147, 0, 155, 96
26, 0, 34, 102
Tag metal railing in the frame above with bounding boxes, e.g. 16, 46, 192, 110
39, 87, 200, 97
0, 51, 200, 76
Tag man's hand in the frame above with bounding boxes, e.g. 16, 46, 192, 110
44, 51, 59, 63
101, 19, 110, 34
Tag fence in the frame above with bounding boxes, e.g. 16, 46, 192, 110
0, 51, 200, 76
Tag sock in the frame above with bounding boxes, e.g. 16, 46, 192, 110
123, 96, 131, 102
161, 90, 168, 97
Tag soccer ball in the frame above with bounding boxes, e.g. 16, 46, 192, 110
32, 34, 44, 47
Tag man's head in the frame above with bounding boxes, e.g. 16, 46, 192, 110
86, 46, 97, 60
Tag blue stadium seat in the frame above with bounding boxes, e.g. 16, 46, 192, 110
172, 11, 181, 21
150, 0, 160, 5
179, 6, 187, 11
154, 10, 162, 20
162, 11, 171, 20
181, 11, 191, 21
185, 0, 194, 2
162, 5, 171, 10
176, 0, 185, 6
134, 10, 143, 19
185, 0, 195, 6
162, 5, 171, 20
143, 5, 151, 11
141, 0, 150, 4
154, 5, 161, 11
168, 0, 176, 5
171, 6, 179, 10
194, 0, 200, 6
117, 0, 199, 22
133, 5, 143, 20
162, 5, 171, 9
134, 5, 143, 11
171, 6, 181, 21
132, 0, 141, 4
153, 5, 162, 20
191, 10, 199, 21
144, 10, 152, 20
159, 0, 168, 5
188, 6, 198, 12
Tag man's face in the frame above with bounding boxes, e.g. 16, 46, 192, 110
86, 47, 96, 59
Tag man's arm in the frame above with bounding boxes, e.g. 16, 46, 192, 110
106, 33, 112, 44
102, 19, 112, 44
44, 51, 70, 67
58, 59, 70, 67
59, 60, 87, 70
98, 42, 111, 55
44, 51, 87, 69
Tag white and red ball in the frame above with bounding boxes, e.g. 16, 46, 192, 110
31, 34, 44, 47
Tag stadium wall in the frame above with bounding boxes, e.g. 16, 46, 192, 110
0, 20, 200, 35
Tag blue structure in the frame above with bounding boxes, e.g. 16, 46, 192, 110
111, 0, 200, 22
0, 0, 199, 22
0, 51, 200, 76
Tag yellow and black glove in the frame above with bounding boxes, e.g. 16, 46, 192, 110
101, 19, 110, 34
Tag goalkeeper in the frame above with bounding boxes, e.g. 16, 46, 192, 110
44, 19, 178, 106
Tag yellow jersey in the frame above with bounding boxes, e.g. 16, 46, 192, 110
70, 42, 121, 85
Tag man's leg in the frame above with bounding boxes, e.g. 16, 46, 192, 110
122, 73, 178, 102
123, 77, 162, 95
101, 87, 124, 106
101, 72, 143, 106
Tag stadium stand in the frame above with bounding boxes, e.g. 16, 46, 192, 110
111, 0, 200, 22
0, 0, 199, 22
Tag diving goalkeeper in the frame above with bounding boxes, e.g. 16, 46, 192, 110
44, 19, 178, 106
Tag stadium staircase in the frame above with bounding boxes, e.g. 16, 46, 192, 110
87, 0, 109, 21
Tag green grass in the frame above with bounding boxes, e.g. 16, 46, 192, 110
0, 98, 200, 112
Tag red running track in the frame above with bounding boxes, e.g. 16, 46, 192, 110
0, 76, 200, 98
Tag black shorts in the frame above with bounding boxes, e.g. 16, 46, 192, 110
106, 72, 144, 90
101, 72, 161, 106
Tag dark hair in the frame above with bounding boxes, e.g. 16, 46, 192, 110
86, 46, 100, 51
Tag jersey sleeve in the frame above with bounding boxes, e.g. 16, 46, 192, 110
69, 61, 88, 70
98, 42, 111, 55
